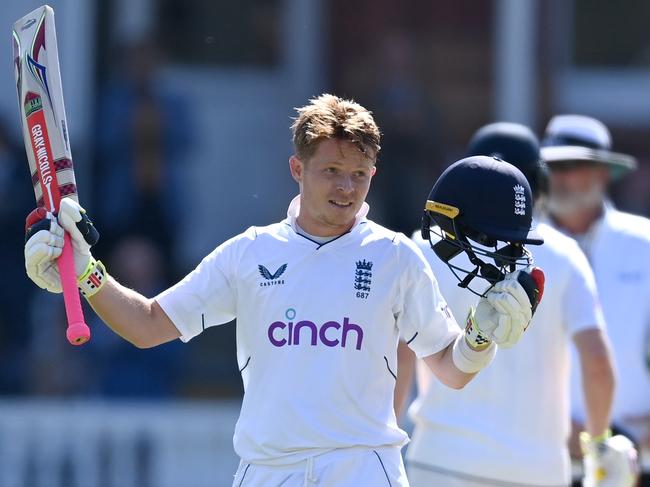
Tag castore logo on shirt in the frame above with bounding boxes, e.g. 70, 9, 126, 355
258, 263, 287, 287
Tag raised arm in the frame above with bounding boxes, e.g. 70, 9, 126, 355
421, 339, 477, 389
24, 199, 180, 348
86, 278, 180, 348
424, 268, 539, 389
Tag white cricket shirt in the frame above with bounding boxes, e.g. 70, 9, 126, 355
567, 206, 650, 442
156, 196, 460, 465
408, 221, 604, 486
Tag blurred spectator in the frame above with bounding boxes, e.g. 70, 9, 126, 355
94, 38, 192, 276
92, 236, 185, 398
26, 292, 90, 396
365, 32, 445, 234
0, 116, 37, 393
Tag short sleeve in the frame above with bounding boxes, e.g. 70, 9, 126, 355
155, 228, 255, 342
395, 237, 462, 358
562, 244, 605, 336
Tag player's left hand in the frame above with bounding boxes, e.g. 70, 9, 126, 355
471, 270, 534, 348
581, 431, 639, 487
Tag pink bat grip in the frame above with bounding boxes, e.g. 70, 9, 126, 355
57, 232, 90, 345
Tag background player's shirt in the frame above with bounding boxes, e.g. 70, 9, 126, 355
156, 196, 460, 466
408, 222, 604, 486
567, 206, 650, 443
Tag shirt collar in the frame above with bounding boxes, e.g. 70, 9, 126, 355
285, 195, 370, 234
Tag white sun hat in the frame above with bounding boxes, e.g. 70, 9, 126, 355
540, 114, 637, 179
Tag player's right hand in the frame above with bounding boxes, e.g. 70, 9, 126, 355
56, 198, 99, 271
581, 431, 639, 486
24, 199, 99, 293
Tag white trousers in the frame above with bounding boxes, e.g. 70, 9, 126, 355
232, 446, 409, 487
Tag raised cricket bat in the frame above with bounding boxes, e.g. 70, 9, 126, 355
13, 5, 91, 345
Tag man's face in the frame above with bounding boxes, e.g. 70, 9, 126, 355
547, 164, 609, 218
289, 139, 376, 236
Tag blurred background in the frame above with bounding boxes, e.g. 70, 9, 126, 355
1, 0, 649, 485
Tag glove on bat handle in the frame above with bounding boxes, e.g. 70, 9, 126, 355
58, 232, 91, 345
26, 207, 91, 345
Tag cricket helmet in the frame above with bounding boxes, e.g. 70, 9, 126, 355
421, 155, 543, 295
467, 122, 549, 198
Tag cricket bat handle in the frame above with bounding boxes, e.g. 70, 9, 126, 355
58, 232, 90, 345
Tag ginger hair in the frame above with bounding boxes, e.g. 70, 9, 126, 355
291, 94, 381, 161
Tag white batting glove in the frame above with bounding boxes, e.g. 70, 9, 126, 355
24, 199, 103, 296
24, 212, 65, 293
56, 198, 94, 275
466, 270, 533, 349
581, 431, 639, 487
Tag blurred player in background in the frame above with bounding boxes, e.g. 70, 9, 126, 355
399, 122, 638, 486
542, 114, 650, 485
23, 94, 540, 486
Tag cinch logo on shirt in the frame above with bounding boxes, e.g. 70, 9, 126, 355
267, 317, 364, 350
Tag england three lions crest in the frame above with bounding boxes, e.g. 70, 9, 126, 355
513, 184, 526, 216
354, 259, 373, 297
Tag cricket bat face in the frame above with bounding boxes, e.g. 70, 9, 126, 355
13, 5, 78, 212
13, 5, 90, 346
